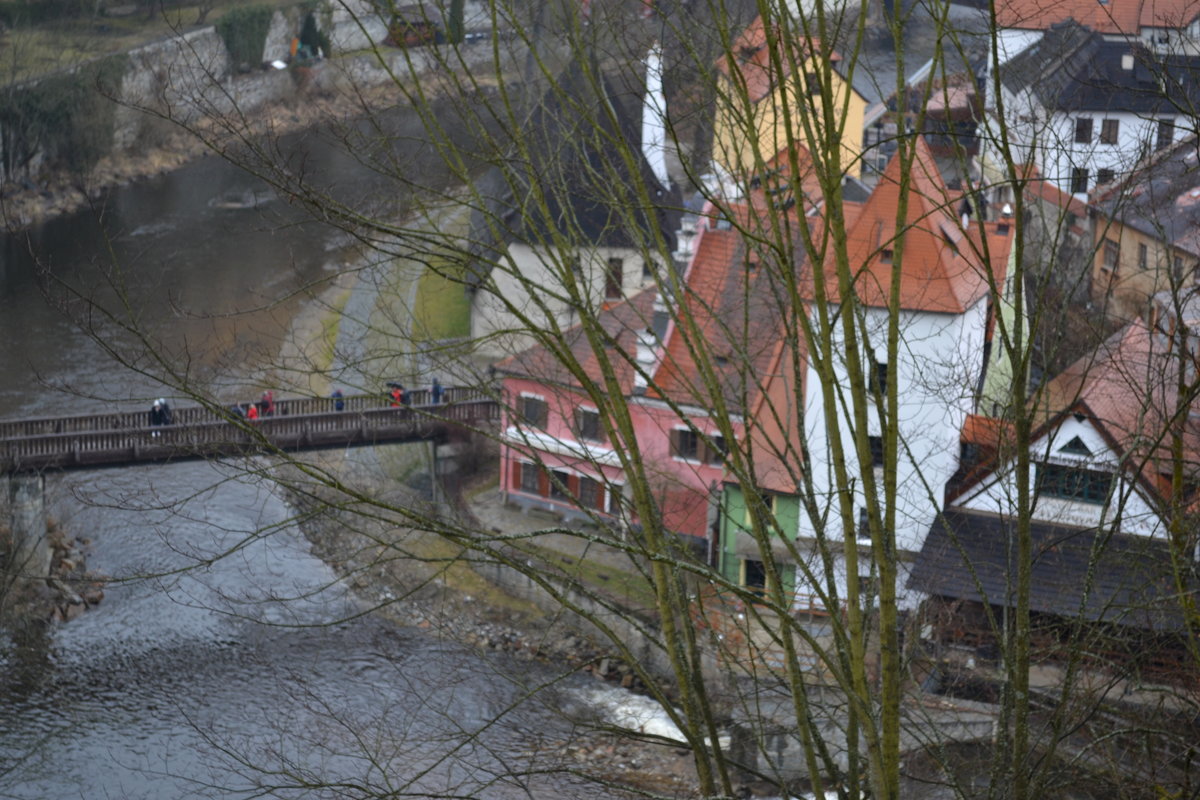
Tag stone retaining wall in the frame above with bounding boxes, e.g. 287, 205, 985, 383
3, 0, 505, 185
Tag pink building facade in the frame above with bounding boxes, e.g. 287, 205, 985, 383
500, 375, 737, 539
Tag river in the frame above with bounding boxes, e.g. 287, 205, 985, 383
0, 130, 632, 798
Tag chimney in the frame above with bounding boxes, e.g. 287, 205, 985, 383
641, 42, 671, 191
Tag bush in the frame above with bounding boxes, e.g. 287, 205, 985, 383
0, 54, 128, 178
215, 4, 273, 70
0, 0, 89, 28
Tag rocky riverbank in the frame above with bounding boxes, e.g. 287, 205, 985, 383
285, 456, 703, 797
1, 517, 106, 632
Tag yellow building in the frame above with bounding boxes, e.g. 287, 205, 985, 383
1091, 143, 1200, 321
713, 17, 867, 182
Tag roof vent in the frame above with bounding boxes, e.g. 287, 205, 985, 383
1121, 53, 1135, 70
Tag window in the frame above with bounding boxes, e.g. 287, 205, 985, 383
671, 427, 700, 460
1071, 167, 1089, 195
1059, 435, 1093, 456
575, 407, 605, 442
1036, 463, 1114, 504
857, 507, 872, 540
1100, 118, 1119, 144
579, 475, 604, 511
942, 231, 959, 257
707, 434, 727, 465
641, 259, 653, 280
1102, 239, 1120, 272
1138, 243, 1148, 270
742, 559, 768, 597
867, 435, 885, 467
605, 257, 623, 299
1175, 255, 1185, 279
871, 359, 889, 395
1097, 168, 1114, 186
670, 428, 725, 464
806, 72, 820, 95
880, 248, 893, 263
608, 484, 622, 515
1157, 118, 1175, 150
1074, 117, 1093, 144
549, 469, 571, 501
518, 461, 541, 494
519, 395, 548, 428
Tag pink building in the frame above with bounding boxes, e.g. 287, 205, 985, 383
495, 221, 782, 542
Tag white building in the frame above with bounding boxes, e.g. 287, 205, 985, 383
983, 22, 1200, 198
793, 137, 1016, 607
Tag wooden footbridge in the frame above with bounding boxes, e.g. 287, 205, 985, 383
0, 387, 500, 475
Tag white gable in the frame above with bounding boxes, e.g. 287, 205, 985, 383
952, 415, 1166, 537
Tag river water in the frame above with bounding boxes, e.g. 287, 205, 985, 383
0, 134, 625, 797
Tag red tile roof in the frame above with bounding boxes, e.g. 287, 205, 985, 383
715, 16, 836, 104
497, 220, 795, 420
494, 287, 659, 394
997, 0, 1200, 33
801, 137, 1012, 313
647, 226, 790, 416
1044, 321, 1198, 499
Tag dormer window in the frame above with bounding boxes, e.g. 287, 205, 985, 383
942, 232, 959, 257
1058, 435, 1092, 456
1036, 463, 1113, 504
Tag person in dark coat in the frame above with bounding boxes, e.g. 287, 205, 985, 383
431, 378, 444, 404
331, 388, 345, 411
149, 400, 164, 427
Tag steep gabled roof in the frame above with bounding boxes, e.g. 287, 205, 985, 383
497, 216, 800, 421
997, 0, 1200, 34
716, 17, 846, 105
647, 224, 791, 416
493, 287, 659, 394
800, 137, 1012, 314
951, 317, 1200, 503
1041, 318, 1200, 478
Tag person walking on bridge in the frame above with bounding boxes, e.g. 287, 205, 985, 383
149, 398, 172, 436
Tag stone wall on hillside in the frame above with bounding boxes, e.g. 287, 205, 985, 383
2, 0, 504, 187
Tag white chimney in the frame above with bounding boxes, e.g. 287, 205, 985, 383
642, 42, 671, 191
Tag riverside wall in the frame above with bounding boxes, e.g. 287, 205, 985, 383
2, 0, 503, 189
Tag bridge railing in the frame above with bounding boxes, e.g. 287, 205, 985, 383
0, 392, 500, 473
0, 387, 492, 441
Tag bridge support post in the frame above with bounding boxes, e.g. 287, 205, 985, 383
4, 474, 50, 582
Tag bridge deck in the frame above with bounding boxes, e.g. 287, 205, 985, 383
0, 389, 499, 474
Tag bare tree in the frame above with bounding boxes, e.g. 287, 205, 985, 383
7, 0, 1200, 797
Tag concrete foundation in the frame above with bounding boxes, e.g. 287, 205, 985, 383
5, 474, 50, 581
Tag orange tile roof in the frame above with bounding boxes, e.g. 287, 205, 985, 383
801, 137, 1012, 313
494, 287, 659, 394
497, 221, 797, 421
741, 336, 806, 494
647, 225, 790, 416
715, 16, 834, 104
1037, 319, 1200, 496
997, 0, 1200, 33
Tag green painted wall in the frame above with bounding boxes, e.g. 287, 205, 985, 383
718, 484, 799, 595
